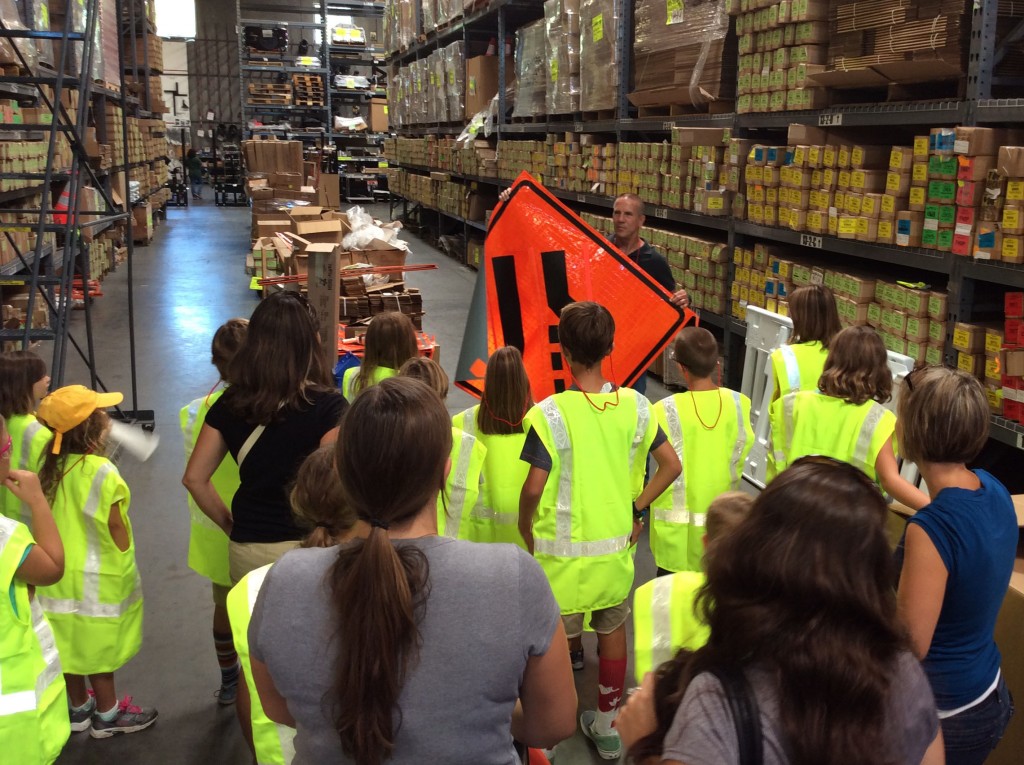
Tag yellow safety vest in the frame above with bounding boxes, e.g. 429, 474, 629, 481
227, 565, 296, 765
768, 391, 896, 482
1, 414, 52, 526
452, 405, 529, 548
437, 427, 486, 539
632, 571, 709, 683
650, 389, 753, 573
769, 340, 828, 399
0, 516, 69, 765
180, 389, 238, 587
37, 456, 143, 675
341, 365, 397, 403
525, 389, 656, 614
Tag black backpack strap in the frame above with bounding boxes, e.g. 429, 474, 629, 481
707, 665, 763, 765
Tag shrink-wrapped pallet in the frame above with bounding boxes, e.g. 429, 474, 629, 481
422, 0, 437, 34
512, 19, 547, 118
631, 0, 736, 108
545, 0, 581, 115
579, 0, 617, 111
428, 50, 447, 123
443, 41, 465, 124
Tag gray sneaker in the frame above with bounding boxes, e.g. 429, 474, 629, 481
580, 710, 622, 760
69, 695, 95, 733
90, 697, 158, 739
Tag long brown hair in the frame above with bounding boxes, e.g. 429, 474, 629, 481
0, 350, 47, 418
290, 445, 355, 549
897, 365, 989, 465
354, 312, 418, 396
38, 410, 111, 503
329, 377, 451, 764
818, 325, 891, 405
477, 346, 532, 435
789, 284, 842, 349
631, 458, 905, 765
224, 292, 335, 424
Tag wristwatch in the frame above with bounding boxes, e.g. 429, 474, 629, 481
632, 502, 647, 522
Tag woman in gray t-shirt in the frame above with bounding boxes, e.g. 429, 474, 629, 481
248, 378, 578, 765
617, 457, 943, 765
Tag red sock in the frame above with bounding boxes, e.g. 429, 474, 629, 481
597, 656, 627, 712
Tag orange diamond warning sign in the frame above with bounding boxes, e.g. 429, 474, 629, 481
455, 173, 687, 400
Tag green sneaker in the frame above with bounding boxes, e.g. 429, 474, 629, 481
580, 710, 622, 760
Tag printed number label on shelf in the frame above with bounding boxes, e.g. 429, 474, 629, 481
667, 0, 685, 24
576, 193, 586, 203
1017, 432, 1023, 450
654, 207, 668, 218
800, 234, 823, 248
818, 113, 843, 127
663, 121, 675, 130
592, 13, 604, 43
574, 121, 584, 131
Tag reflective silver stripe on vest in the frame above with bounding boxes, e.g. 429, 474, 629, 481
17, 421, 47, 527
32, 598, 61, 703
775, 394, 797, 466
649, 576, 675, 674
630, 394, 652, 473
654, 397, 689, 525
728, 391, 747, 487
183, 398, 202, 449
37, 462, 143, 618
470, 506, 518, 525
853, 403, 886, 474
459, 407, 477, 438
443, 430, 476, 539
779, 345, 802, 393
532, 398, 631, 558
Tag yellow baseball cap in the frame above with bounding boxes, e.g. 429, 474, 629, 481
37, 385, 123, 454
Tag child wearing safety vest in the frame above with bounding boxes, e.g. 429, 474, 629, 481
396, 357, 487, 540
768, 325, 930, 510
649, 327, 754, 574
0, 350, 53, 525
767, 284, 841, 400
342, 311, 419, 402
519, 301, 681, 761
228, 445, 366, 765
452, 346, 533, 548
0, 414, 69, 764
35, 386, 157, 738
179, 318, 247, 705
632, 491, 751, 683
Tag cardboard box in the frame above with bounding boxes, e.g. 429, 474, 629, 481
369, 98, 389, 132
953, 322, 988, 353
464, 56, 499, 119
132, 202, 153, 243
954, 127, 1008, 157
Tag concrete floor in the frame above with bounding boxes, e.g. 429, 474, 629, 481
53, 196, 672, 764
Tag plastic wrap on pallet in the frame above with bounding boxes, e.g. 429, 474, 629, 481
0, 0, 37, 71
579, 0, 617, 112
632, 0, 735, 107
430, 50, 448, 123
412, 59, 427, 124
18, 0, 52, 71
512, 19, 547, 119
545, 0, 581, 115
422, 0, 437, 34
444, 40, 465, 125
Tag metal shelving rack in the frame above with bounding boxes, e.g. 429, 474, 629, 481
0, 0, 152, 418
237, 0, 331, 142
385, 0, 1024, 452
327, 1, 390, 201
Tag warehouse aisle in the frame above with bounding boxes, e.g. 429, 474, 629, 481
54, 200, 661, 764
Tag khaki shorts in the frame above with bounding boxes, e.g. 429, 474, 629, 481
562, 600, 630, 639
229, 540, 301, 585
211, 582, 231, 608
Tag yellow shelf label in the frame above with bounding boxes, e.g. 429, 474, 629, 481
667, 0, 685, 23
592, 13, 604, 42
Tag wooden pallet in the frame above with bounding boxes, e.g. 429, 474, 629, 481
247, 96, 291, 105
248, 83, 292, 93
293, 98, 325, 106
636, 101, 734, 117
581, 109, 616, 121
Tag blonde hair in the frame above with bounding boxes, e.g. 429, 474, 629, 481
398, 356, 448, 400
706, 491, 752, 543
897, 365, 989, 465
290, 445, 354, 549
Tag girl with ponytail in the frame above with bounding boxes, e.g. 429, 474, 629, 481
248, 377, 577, 765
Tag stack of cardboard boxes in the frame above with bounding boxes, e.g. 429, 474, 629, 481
999, 292, 1024, 422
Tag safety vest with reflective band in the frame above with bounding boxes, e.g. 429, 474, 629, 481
452, 405, 530, 548
650, 389, 754, 573
769, 341, 828, 399
632, 571, 709, 683
341, 365, 397, 403
767, 391, 896, 482
37, 456, 143, 675
1, 414, 53, 527
0, 516, 69, 765
437, 426, 487, 539
525, 389, 656, 614
227, 565, 296, 765
180, 389, 238, 587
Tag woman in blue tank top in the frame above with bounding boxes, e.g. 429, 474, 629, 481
896, 365, 1017, 765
